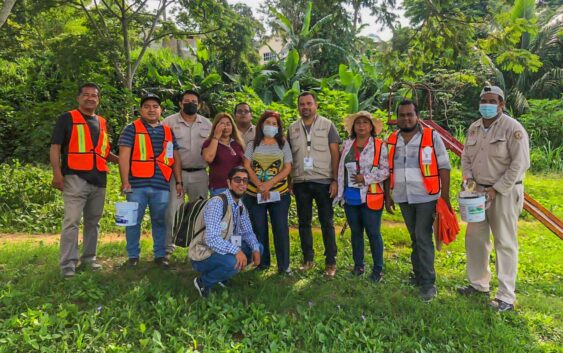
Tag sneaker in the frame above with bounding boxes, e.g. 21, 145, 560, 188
62, 268, 75, 279
351, 266, 365, 276
125, 258, 139, 268
324, 265, 337, 279
194, 277, 211, 298
80, 261, 102, 271
278, 267, 292, 276
420, 285, 437, 302
254, 264, 269, 272
299, 261, 316, 271
154, 257, 170, 268
489, 299, 514, 312
369, 272, 382, 283
457, 285, 489, 296
217, 280, 232, 288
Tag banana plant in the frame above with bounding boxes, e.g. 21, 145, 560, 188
269, 1, 338, 64
251, 48, 317, 107
338, 64, 362, 113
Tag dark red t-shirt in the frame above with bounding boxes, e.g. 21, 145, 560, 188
202, 139, 245, 189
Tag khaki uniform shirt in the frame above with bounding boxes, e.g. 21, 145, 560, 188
240, 124, 256, 146
162, 112, 212, 170
461, 113, 530, 195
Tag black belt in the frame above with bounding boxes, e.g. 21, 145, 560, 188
478, 181, 522, 187
183, 168, 205, 172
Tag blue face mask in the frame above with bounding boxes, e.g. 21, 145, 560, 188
263, 125, 278, 137
479, 104, 499, 119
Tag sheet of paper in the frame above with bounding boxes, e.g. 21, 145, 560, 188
345, 162, 360, 188
257, 191, 281, 204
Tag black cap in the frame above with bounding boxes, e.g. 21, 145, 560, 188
140, 93, 161, 106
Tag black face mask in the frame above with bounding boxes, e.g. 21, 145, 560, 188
183, 103, 198, 115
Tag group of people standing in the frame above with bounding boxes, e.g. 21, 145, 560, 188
50, 83, 529, 312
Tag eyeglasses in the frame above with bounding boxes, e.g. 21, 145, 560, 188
236, 110, 251, 114
231, 176, 249, 184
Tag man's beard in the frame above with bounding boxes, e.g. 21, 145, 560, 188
399, 126, 416, 133
230, 189, 245, 199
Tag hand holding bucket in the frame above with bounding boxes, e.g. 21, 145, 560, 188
458, 190, 486, 223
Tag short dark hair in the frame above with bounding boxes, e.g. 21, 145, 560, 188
234, 102, 251, 114
298, 91, 317, 103
180, 89, 200, 101
78, 83, 101, 96
396, 100, 419, 116
228, 166, 248, 179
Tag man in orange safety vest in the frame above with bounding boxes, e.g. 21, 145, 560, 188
50, 83, 119, 279
385, 100, 452, 301
118, 93, 183, 268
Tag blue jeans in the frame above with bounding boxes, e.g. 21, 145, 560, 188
344, 203, 384, 274
125, 187, 170, 259
191, 243, 264, 288
210, 188, 228, 197
244, 193, 291, 271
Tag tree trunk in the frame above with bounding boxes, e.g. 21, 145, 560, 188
0, 0, 18, 29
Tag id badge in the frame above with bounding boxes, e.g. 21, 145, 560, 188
303, 156, 314, 170
166, 142, 174, 158
421, 146, 433, 165
230, 235, 242, 247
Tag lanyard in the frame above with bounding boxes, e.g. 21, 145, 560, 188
232, 203, 239, 234
300, 116, 317, 155
353, 138, 373, 172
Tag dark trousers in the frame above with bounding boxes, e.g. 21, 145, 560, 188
243, 193, 291, 272
293, 181, 337, 265
399, 200, 437, 288
344, 203, 384, 274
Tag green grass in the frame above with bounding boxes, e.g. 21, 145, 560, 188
1, 164, 562, 352
1, 217, 561, 352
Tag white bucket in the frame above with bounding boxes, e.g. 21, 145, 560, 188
458, 193, 486, 223
115, 202, 138, 227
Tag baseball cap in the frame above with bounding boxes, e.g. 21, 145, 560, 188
140, 93, 161, 106
480, 86, 504, 100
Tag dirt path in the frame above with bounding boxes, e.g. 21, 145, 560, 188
0, 233, 129, 245
0, 222, 410, 245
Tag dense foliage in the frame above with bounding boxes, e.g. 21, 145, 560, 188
0, 0, 561, 169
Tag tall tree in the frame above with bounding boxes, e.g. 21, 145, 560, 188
262, 0, 354, 77
0, 0, 17, 29
69, 0, 192, 91
177, 0, 263, 82
347, 0, 397, 34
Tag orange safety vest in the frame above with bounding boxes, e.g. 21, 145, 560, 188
387, 127, 440, 195
366, 137, 385, 211
130, 119, 174, 182
67, 110, 110, 172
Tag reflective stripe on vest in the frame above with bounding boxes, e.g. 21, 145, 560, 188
366, 137, 385, 211
67, 110, 110, 172
130, 119, 174, 181
387, 127, 440, 195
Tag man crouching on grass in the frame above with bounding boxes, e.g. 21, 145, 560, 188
189, 166, 263, 297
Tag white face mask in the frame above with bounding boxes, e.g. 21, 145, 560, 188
262, 125, 278, 137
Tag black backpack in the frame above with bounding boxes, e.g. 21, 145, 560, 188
172, 193, 228, 248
